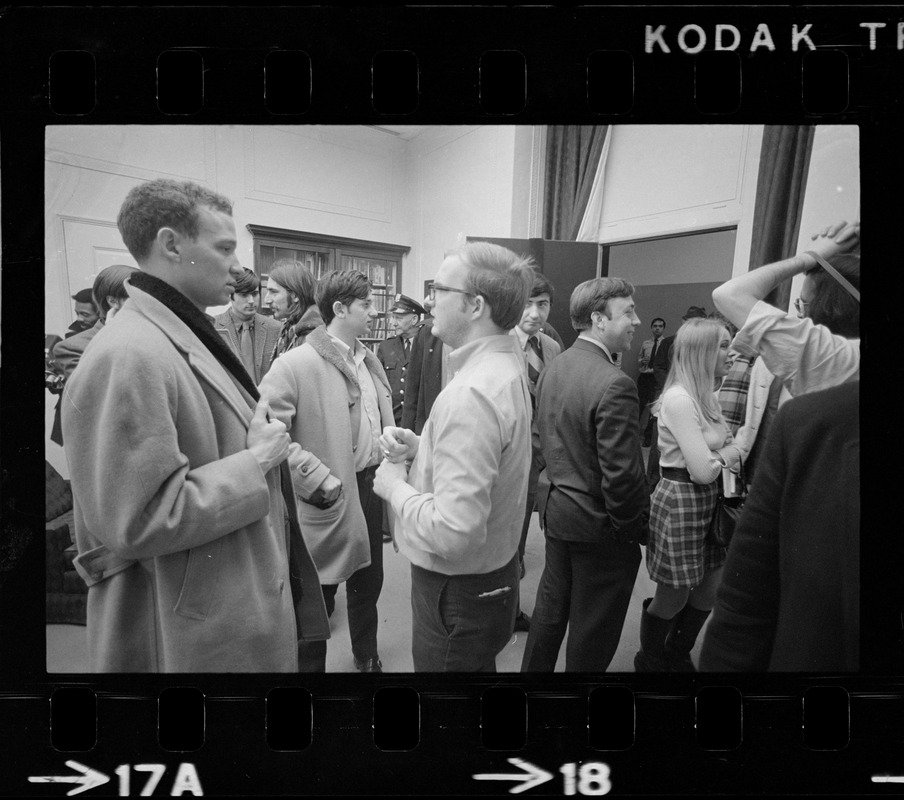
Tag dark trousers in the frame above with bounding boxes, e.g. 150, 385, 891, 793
298, 466, 384, 671
518, 456, 542, 560
637, 372, 657, 432
410, 554, 519, 672
521, 534, 640, 672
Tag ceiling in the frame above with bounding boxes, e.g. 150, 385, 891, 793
368, 125, 432, 140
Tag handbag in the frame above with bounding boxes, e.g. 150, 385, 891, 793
707, 461, 747, 548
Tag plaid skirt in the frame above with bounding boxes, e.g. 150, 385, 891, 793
645, 476, 726, 588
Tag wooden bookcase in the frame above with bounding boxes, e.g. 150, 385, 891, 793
247, 225, 410, 347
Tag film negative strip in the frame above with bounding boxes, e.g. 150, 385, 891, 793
1, 4, 901, 796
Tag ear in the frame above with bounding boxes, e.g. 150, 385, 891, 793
157, 227, 181, 262
332, 300, 345, 318
469, 294, 487, 321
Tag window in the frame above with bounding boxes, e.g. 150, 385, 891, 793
247, 225, 409, 345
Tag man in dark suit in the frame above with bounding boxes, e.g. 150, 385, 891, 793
377, 294, 427, 426
510, 272, 562, 631
700, 381, 861, 672
400, 297, 448, 435
522, 277, 650, 672
213, 267, 282, 384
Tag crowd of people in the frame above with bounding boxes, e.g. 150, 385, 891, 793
53, 177, 861, 673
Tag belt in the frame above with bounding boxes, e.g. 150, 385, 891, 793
661, 467, 693, 482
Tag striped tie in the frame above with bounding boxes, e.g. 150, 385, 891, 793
526, 334, 544, 391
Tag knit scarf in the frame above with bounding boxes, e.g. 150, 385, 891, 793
129, 272, 259, 401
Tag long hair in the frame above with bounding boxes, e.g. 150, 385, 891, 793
654, 317, 727, 424
805, 252, 860, 338
92, 264, 138, 319
268, 259, 316, 325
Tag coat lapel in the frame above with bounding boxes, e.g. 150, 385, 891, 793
134, 290, 254, 427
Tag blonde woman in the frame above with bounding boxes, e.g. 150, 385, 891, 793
635, 317, 740, 672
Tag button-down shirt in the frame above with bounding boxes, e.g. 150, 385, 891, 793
387, 334, 532, 576
733, 300, 860, 398
327, 332, 382, 470
638, 336, 661, 374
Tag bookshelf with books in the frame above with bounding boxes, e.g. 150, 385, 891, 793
248, 225, 409, 349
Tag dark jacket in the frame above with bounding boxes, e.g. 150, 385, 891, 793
651, 334, 675, 396
700, 382, 860, 672
377, 327, 419, 426
536, 337, 649, 544
401, 317, 444, 435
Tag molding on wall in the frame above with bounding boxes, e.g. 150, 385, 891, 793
45, 128, 217, 186
596, 125, 753, 243
242, 128, 395, 222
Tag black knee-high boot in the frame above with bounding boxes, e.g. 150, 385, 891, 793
664, 604, 712, 672
634, 598, 673, 672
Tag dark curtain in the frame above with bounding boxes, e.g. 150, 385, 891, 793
748, 125, 815, 311
543, 126, 608, 241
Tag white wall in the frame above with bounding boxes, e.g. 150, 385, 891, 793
44, 123, 858, 477
593, 124, 764, 278
44, 124, 414, 476
404, 126, 518, 298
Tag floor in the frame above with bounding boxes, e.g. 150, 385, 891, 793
47, 448, 711, 674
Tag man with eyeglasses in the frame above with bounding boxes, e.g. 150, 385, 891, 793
374, 242, 534, 672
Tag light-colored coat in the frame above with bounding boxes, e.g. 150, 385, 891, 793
62, 285, 329, 673
261, 325, 394, 584
213, 309, 282, 381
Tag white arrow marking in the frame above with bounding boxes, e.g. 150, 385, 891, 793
872, 775, 904, 783
28, 760, 111, 796
473, 758, 554, 794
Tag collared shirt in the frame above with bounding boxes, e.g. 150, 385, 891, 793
510, 324, 531, 351
327, 332, 382, 470
733, 300, 860, 398
387, 334, 532, 576
638, 336, 661, 374
227, 307, 254, 340
577, 332, 616, 363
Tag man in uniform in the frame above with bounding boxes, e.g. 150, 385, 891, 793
376, 294, 427, 426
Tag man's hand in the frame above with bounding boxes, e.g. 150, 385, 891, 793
379, 426, 419, 463
808, 220, 860, 262
246, 395, 290, 474
317, 473, 343, 503
374, 459, 409, 501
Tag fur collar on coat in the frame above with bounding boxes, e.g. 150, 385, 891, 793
305, 324, 391, 394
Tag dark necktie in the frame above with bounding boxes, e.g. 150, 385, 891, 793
239, 321, 257, 383
526, 335, 544, 390
403, 337, 410, 356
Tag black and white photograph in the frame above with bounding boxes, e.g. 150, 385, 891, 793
3, 5, 902, 796
43, 123, 861, 674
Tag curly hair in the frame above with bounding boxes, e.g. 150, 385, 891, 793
117, 179, 233, 262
